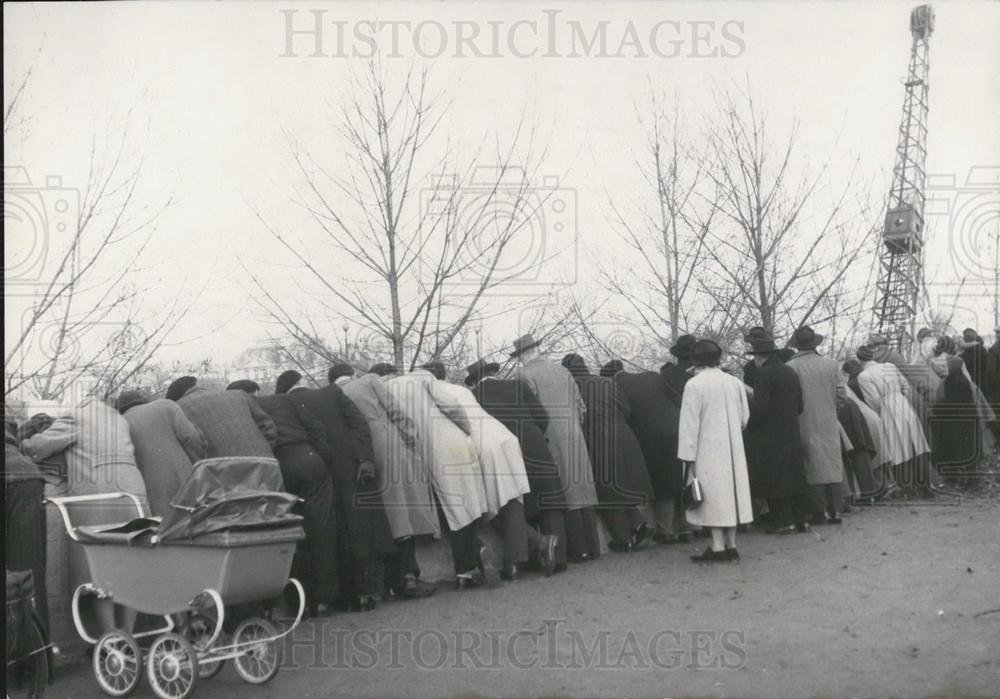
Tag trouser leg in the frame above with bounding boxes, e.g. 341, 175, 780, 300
352, 557, 376, 597
449, 521, 481, 575
791, 494, 811, 525
565, 507, 600, 560
491, 500, 529, 567
768, 497, 792, 527
601, 507, 631, 545
275, 446, 338, 605
824, 484, 839, 516
653, 498, 675, 537
536, 510, 567, 565
385, 536, 420, 590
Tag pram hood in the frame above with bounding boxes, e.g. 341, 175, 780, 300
155, 456, 301, 542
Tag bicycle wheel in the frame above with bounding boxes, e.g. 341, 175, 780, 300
6, 615, 50, 699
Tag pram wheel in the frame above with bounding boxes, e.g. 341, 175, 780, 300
232, 617, 280, 685
146, 633, 198, 699
184, 614, 225, 679
93, 630, 142, 696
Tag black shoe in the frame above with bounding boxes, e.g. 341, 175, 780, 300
569, 552, 593, 563
726, 548, 740, 561
795, 522, 811, 533
478, 545, 500, 588
691, 547, 727, 563
500, 564, 519, 581
827, 514, 843, 524
553, 562, 568, 574
400, 576, 436, 599
631, 522, 655, 549
766, 525, 798, 535
608, 540, 633, 553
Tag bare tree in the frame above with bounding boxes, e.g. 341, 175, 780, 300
248, 60, 558, 371
696, 86, 878, 342
4, 63, 191, 403
599, 89, 717, 348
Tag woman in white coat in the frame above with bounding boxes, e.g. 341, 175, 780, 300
679, 340, 752, 563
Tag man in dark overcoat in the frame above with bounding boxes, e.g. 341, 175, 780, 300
656, 334, 698, 541
255, 382, 338, 612
741, 327, 768, 389
282, 370, 395, 611
561, 353, 653, 552
744, 338, 811, 533
467, 359, 563, 574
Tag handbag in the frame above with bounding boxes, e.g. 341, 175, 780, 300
683, 461, 704, 510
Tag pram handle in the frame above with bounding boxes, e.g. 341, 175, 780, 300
45, 493, 148, 542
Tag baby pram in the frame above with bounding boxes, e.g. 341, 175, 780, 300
48, 457, 306, 699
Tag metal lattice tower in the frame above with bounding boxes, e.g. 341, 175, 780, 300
873, 4, 934, 357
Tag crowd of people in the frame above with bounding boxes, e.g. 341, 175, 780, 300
4, 323, 999, 638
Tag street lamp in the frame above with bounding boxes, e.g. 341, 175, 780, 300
342, 323, 350, 360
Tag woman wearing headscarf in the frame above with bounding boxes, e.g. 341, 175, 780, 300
856, 346, 932, 496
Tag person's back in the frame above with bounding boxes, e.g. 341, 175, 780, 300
473, 378, 546, 434
23, 399, 145, 496
122, 398, 206, 517
617, 371, 674, 430
255, 392, 328, 458
177, 387, 276, 458
786, 351, 843, 485
517, 358, 578, 420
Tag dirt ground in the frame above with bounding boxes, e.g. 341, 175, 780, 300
49, 496, 1000, 699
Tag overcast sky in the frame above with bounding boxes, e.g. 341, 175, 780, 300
5, 1, 1000, 369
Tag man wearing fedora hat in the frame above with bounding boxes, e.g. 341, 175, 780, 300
512, 334, 601, 563
467, 358, 564, 574
743, 338, 811, 534
636, 333, 698, 543
741, 326, 769, 389
786, 326, 847, 524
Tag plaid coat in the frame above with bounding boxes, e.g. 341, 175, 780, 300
177, 387, 276, 459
